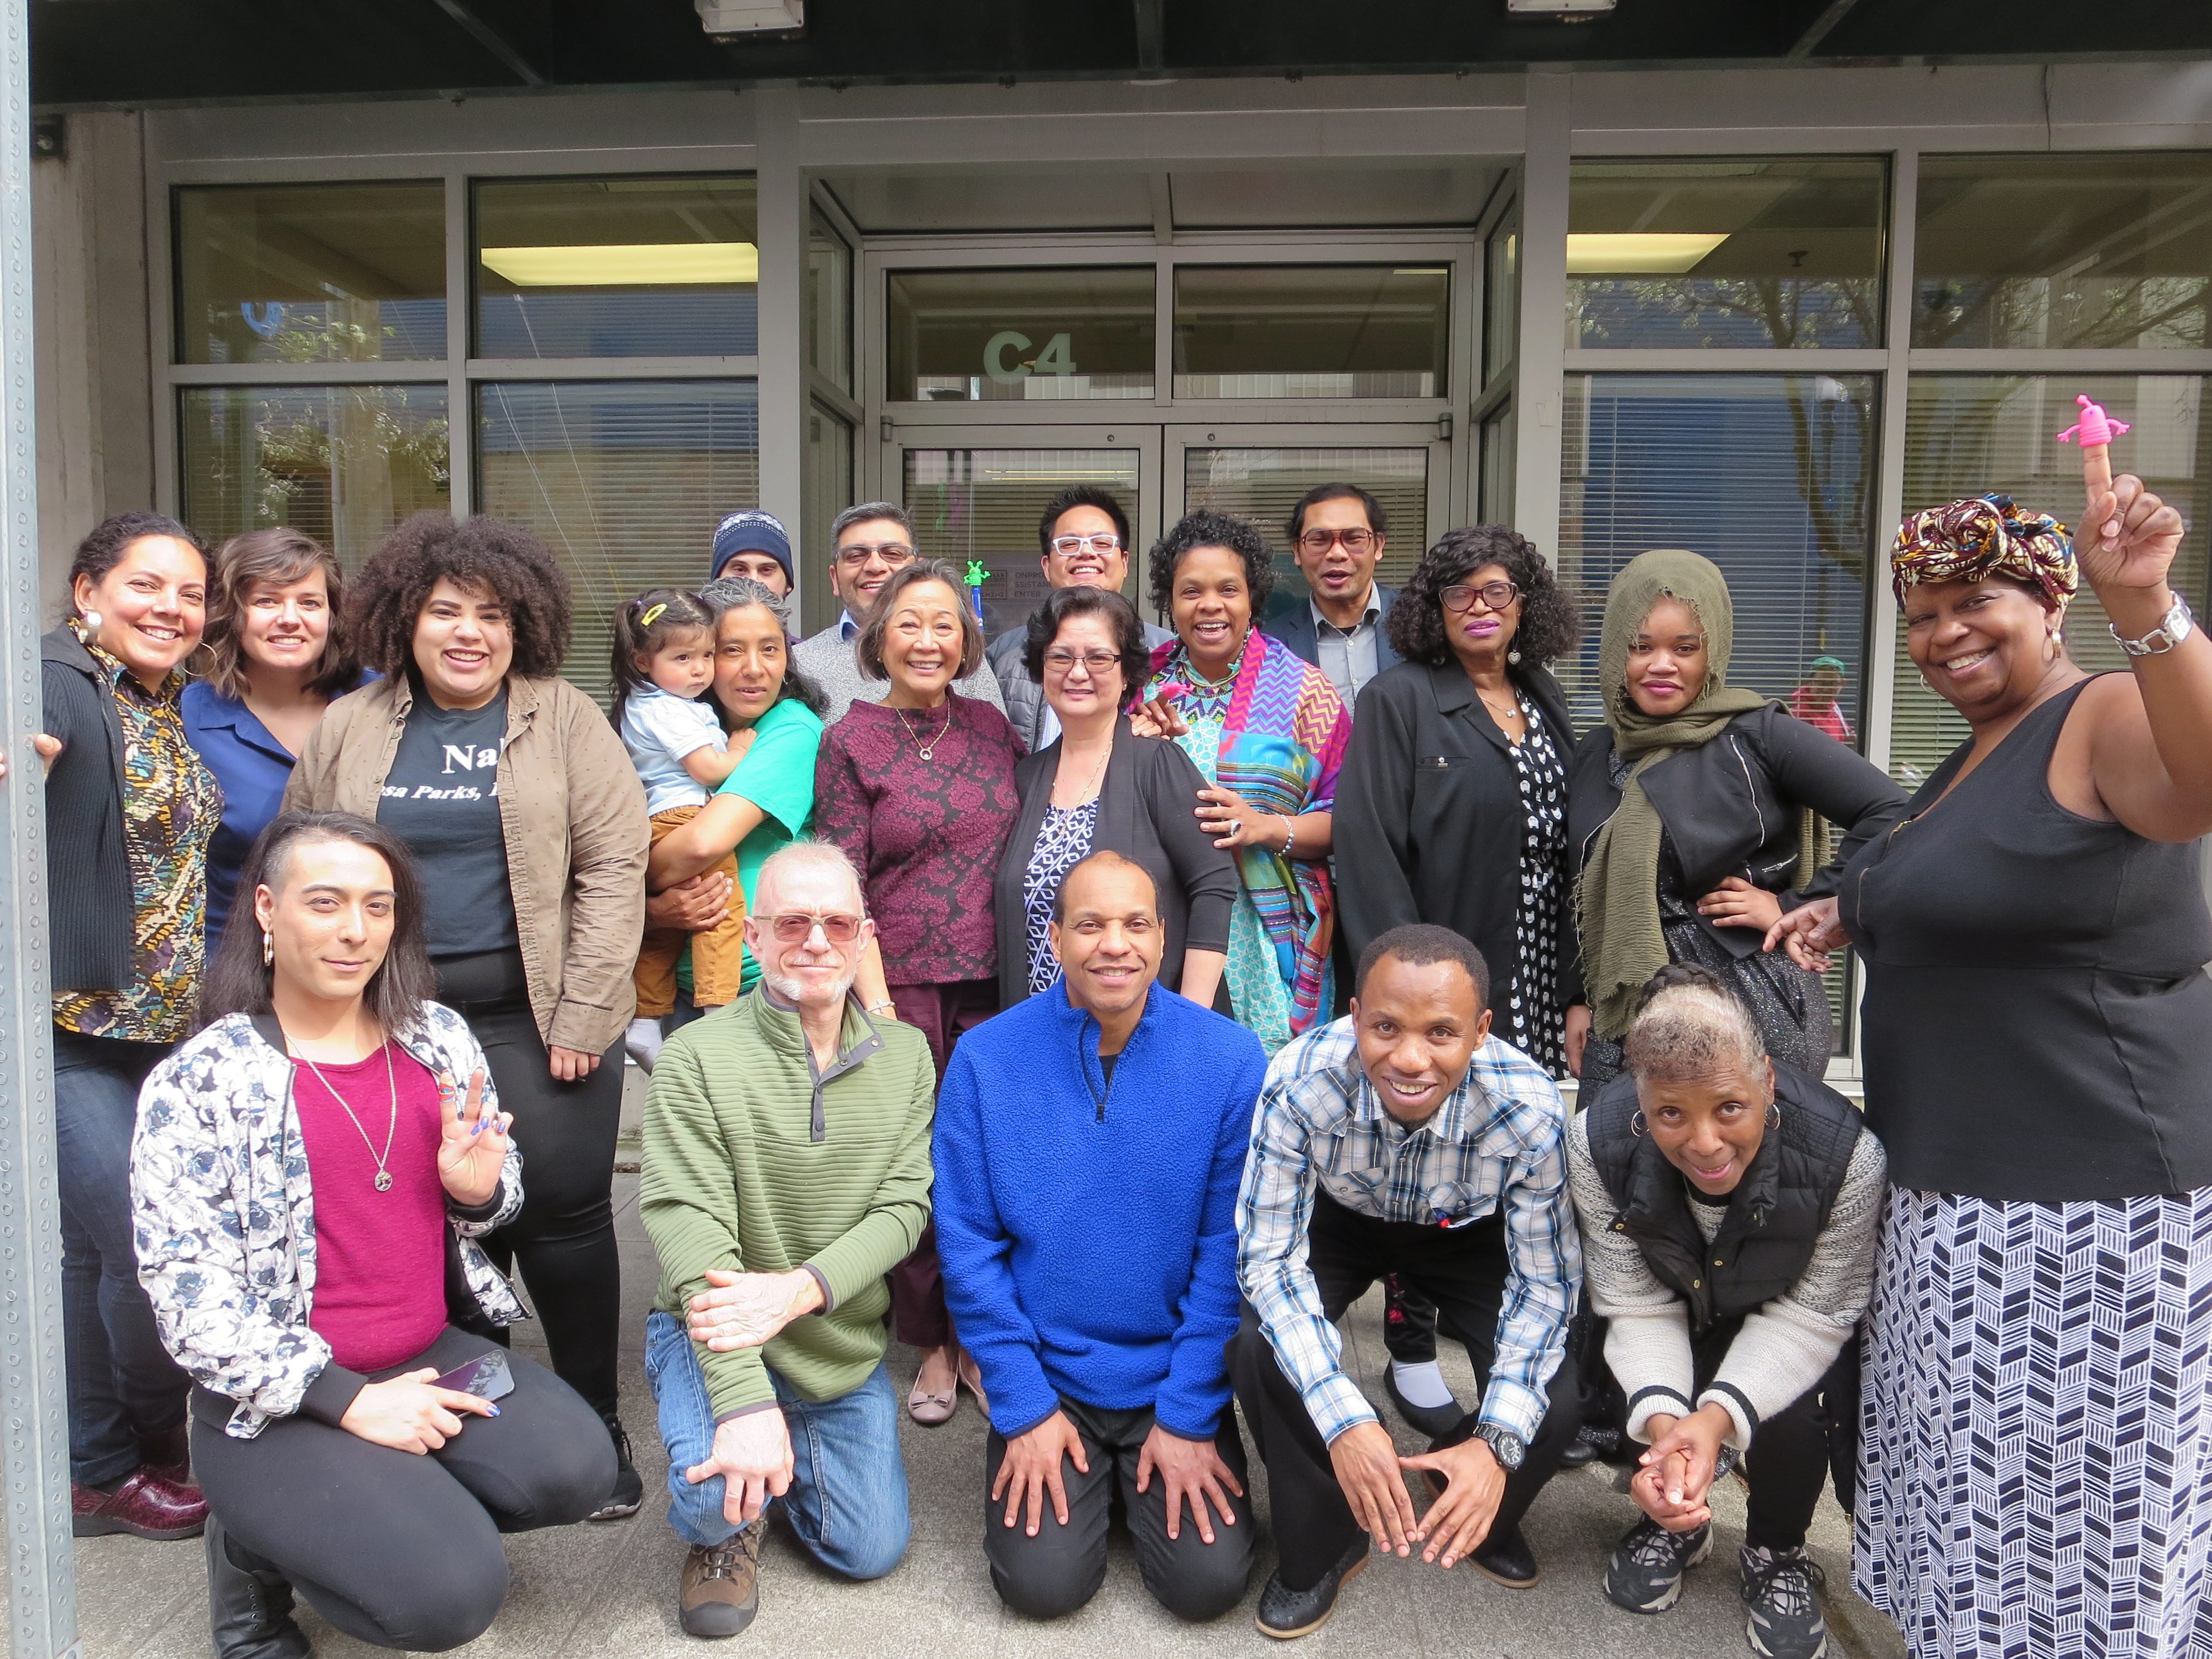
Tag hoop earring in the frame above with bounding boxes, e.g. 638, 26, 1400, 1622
262, 931, 274, 967
1765, 1102, 1782, 1133
1629, 1109, 1647, 1138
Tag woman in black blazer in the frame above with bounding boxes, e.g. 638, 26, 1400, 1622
993, 587, 1237, 1009
1335, 524, 1585, 1073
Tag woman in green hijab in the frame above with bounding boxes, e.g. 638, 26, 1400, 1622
1562, 550, 1907, 1088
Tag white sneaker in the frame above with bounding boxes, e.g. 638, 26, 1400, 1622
624, 1016, 664, 1073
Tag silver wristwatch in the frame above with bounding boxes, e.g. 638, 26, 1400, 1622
1474, 1423, 1526, 1472
2109, 593, 2197, 658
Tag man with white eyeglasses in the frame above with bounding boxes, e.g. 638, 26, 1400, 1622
640, 842, 936, 1638
1261, 483, 1404, 708
794, 500, 1009, 723
989, 484, 1172, 750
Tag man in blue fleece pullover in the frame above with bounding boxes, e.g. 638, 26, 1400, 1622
934, 850, 1266, 1623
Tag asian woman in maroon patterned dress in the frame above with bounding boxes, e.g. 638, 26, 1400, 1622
813, 559, 1026, 1427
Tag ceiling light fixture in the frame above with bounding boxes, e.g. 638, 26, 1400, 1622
478, 243, 760, 286
1566, 232, 1729, 273
1504, 0, 1617, 15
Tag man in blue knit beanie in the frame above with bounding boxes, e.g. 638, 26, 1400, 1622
934, 849, 1266, 1623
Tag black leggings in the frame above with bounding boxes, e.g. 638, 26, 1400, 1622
1698, 1344, 1856, 1554
436, 949, 624, 1421
190, 1328, 615, 1651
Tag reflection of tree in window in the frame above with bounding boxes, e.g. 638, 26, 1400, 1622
1577, 271, 1881, 350
1911, 160, 2212, 351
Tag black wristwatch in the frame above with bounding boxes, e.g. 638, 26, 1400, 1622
1474, 1423, 1526, 1472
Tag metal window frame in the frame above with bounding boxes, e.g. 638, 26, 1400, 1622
153, 163, 768, 554
858, 232, 1479, 536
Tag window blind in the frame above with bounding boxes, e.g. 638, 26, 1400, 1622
476, 380, 760, 706
178, 384, 451, 570
1558, 372, 1880, 1044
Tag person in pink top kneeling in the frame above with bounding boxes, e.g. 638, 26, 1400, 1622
132, 811, 615, 1658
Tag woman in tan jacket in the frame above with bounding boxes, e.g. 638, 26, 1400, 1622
286, 512, 649, 1517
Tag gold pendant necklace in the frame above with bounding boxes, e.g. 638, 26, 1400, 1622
291, 1039, 399, 1192
901, 701, 954, 761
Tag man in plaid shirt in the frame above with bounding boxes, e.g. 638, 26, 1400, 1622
1232, 924, 1583, 1639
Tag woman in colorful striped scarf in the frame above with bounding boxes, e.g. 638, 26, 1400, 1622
1136, 510, 1351, 1053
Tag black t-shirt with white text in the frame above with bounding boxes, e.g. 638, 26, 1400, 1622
378, 690, 520, 958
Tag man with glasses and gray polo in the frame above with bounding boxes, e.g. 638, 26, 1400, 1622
794, 501, 1009, 723
640, 842, 937, 1638
988, 484, 1172, 750
1261, 483, 1403, 707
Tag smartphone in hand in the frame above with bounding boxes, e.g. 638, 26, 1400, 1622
431, 1351, 515, 1403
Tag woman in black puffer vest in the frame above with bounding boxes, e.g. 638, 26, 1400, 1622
1568, 964, 1885, 1659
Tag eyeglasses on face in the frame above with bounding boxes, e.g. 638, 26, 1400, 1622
764, 911, 864, 943
1441, 580, 1521, 614
836, 542, 915, 568
1042, 648, 1123, 676
1297, 528, 1376, 555
1050, 534, 1124, 557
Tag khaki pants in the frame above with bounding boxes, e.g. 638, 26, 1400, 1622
634, 806, 743, 1016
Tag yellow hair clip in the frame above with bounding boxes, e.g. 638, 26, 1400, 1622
639, 602, 668, 629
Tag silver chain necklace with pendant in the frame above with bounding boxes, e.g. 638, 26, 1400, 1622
291, 1039, 400, 1193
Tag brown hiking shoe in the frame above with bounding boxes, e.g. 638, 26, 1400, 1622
680, 1529, 761, 1639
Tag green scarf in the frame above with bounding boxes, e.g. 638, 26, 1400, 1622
1578, 549, 1768, 1041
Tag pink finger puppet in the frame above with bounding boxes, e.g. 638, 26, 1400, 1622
2056, 394, 2130, 448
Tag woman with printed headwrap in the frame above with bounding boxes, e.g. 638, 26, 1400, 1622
1562, 549, 1907, 1089
1770, 456, 2212, 1658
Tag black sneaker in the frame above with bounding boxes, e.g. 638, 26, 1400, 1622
1741, 1543, 1828, 1659
1255, 1536, 1370, 1640
1605, 1516, 1712, 1614
588, 1417, 644, 1522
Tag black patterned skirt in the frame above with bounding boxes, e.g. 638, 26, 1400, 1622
1857, 1184, 2212, 1658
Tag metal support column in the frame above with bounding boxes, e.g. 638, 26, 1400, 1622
752, 87, 808, 613
0, 0, 72, 1654
1514, 70, 1571, 561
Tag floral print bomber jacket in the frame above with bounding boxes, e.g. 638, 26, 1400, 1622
132, 1003, 525, 1439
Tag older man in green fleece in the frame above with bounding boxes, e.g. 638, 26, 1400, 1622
640, 841, 936, 1640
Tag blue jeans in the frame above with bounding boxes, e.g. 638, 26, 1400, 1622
643, 1310, 909, 1578
53, 1028, 191, 1488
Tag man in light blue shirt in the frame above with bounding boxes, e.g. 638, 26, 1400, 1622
1261, 483, 1403, 708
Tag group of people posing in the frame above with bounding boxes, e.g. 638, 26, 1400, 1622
32, 430, 2212, 1659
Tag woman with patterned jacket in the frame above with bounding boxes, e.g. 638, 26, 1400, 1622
132, 811, 615, 1659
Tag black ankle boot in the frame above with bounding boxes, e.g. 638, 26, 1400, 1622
206, 1515, 310, 1659
587, 1415, 643, 1522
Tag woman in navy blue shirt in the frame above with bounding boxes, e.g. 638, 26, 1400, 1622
183, 528, 369, 949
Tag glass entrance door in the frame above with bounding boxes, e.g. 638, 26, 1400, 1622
1166, 426, 1452, 619
885, 421, 1452, 636
889, 426, 1160, 638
